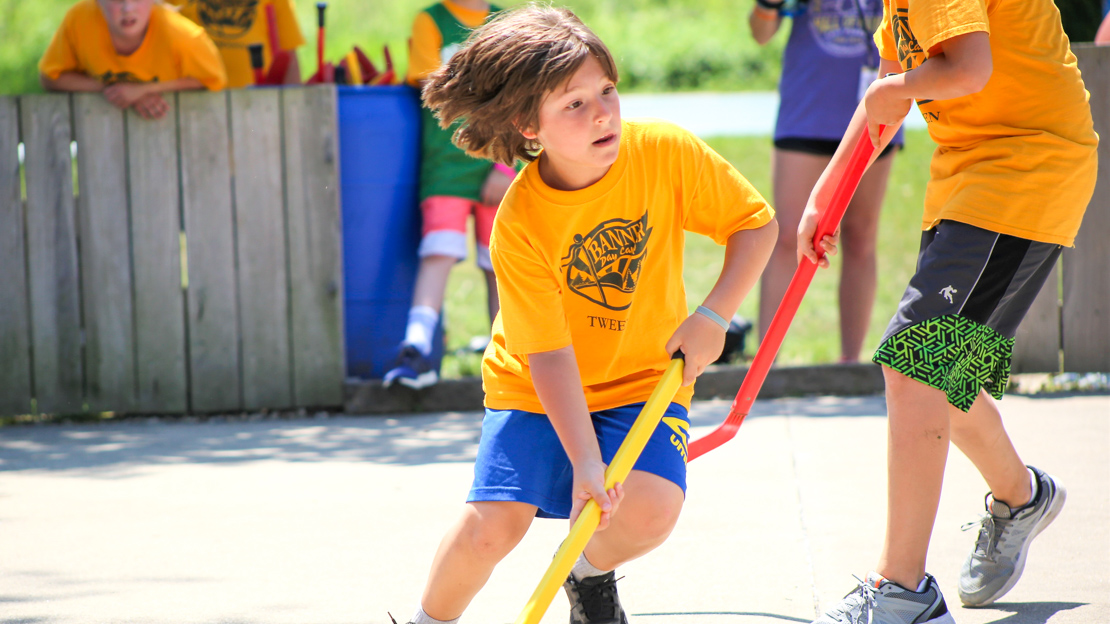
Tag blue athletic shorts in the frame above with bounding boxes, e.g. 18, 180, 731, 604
467, 402, 690, 519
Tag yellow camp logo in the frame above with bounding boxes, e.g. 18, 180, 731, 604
562, 213, 652, 311
892, 7, 924, 70
196, 0, 261, 39
662, 416, 689, 463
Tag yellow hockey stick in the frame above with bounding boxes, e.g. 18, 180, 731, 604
514, 353, 685, 624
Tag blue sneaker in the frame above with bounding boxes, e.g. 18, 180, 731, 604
382, 345, 438, 390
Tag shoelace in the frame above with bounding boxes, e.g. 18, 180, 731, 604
576, 575, 625, 621
826, 576, 878, 624
852, 575, 879, 624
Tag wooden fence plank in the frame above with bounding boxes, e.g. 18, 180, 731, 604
0, 96, 33, 415
73, 93, 136, 412
127, 107, 187, 413
1063, 45, 1110, 373
281, 86, 344, 407
20, 94, 83, 414
1012, 261, 1060, 374
178, 91, 241, 413
229, 89, 292, 410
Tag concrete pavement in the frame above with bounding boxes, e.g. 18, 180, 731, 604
1, 393, 1106, 624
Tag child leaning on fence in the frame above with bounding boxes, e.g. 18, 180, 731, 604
392, 5, 777, 624
39, 0, 227, 120
381, 0, 517, 390
796, 0, 1098, 621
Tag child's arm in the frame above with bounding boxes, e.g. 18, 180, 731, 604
40, 71, 103, 93
798, 31, 992, 266
102, 78, 206, 109
748, 0, 783, 45
665, 219, 778, 387
529, 345, 623, 528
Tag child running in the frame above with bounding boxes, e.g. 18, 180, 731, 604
395, 4, 778, 623
797, 0, 1098, 621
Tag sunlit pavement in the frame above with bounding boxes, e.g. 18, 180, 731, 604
1, 393, 1106, 624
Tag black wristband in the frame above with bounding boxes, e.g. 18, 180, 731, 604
755, 0, 784, 9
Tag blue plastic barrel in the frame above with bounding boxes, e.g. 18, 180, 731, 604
338, 86, 443, 379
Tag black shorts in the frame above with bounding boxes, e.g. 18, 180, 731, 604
873, 220, 1062, 411
774, 137, 901, 159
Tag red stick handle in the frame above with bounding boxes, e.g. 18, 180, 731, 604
266, 4, 281, 50
687, 129, 882, 462
316, 2, 327, 74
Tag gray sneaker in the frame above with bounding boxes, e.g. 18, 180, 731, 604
812, 572, 955, 624
564, 571, 628, 624
958, 465, 1066, 606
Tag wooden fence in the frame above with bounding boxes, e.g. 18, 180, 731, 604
1012, 44, 1110, 375
0, 86, 344, 417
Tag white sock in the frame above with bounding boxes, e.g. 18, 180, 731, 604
404, 306, 439, 356
916, 576, 929, 592
571, 552, 609, 581
411, 606, 458, 624
1028, 467, 1040, 505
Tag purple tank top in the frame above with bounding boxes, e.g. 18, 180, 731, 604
774, 0, 904, 146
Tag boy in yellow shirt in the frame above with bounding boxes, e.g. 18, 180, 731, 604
169, 0, 305, 88
40, 0, 226, 120
394, 5, 777, 624
798, 0, 1098, 621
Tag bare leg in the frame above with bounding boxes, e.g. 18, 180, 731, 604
837, 152, 895, 362
875, 366, 950, 589
950, 390, 1033, 507
411, 255, 459, 313
759, 149, 832, 345
484, 269, 500, 325
582, 470, 684, 571
421, 501, 535, 620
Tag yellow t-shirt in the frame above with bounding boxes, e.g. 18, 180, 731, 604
406, 0, 491, 87
482, 119, 775, 414
169, 0, 305, 89
40, 0, 227, 90
875, 0, 1098, 246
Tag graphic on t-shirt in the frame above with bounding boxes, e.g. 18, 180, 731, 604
98, 71, 155, 84
562, 212, 652, 311
892, 7, 924, 69
807, 0, 883, 58
195, 0, 260, 39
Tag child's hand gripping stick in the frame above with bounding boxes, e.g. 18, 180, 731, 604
687, 127, 883, 461
515, 353, 686, 624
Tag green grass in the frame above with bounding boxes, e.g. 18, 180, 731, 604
0, 0, 786, 95
440, 129, 934, 375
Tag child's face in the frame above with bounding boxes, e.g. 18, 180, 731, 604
98, 0, 155, 40
524, 55, 621, 191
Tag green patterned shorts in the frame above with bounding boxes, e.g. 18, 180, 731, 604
873, 221, 1062, 412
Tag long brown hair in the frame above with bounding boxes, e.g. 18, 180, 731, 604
422, 4, 619, 165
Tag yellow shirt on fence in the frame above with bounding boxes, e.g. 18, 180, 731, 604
482, 119, 775, 414
875, 0, 1098, 246
169, 0, 305, 89
39, 0, 226, 90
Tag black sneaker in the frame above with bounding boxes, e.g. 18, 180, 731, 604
563, 571, 628, 624
382, 344, 438, 390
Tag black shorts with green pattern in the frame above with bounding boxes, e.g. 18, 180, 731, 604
873, 220, 1062, 411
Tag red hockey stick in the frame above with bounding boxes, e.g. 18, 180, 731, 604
687, 128, 883, 462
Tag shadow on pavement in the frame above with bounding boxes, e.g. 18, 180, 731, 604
962, 601, 1086, 624
0, 397, 889, 474
634, 611, 810, 622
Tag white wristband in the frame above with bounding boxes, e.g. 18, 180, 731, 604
695, 305, 730, 330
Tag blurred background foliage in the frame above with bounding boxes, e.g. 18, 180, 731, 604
9, 0, 773, 95
3, 0, 1101, 95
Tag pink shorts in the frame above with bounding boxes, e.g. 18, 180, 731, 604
418, 195, 498, 271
